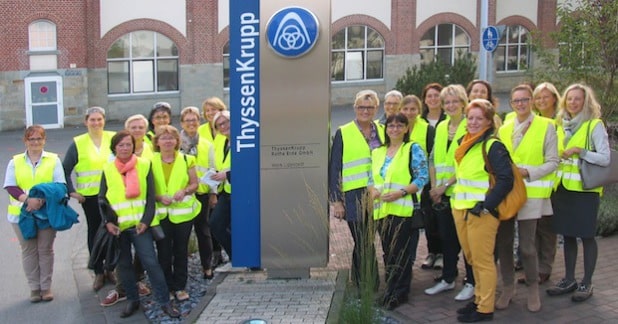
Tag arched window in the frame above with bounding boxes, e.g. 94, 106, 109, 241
223, 42, 230, 89
496, 25, 529, 72
29, 20, 57, 51
331, 25, 384, 82
107, 31, 179, 95
420, 24, 470, 65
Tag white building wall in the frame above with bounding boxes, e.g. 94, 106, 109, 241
100, 0, 187, 38
332, 0, 390, 28
416, 0, 476, 27
496, 1, 537, 25
218, 0, 391, 36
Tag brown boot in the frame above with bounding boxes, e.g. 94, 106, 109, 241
93, 274, 105, 291
495, 284, 515, 310
527, 282, 541, 312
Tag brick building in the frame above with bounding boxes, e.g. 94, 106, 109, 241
0, 0, 562, 131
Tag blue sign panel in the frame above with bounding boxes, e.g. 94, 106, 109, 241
229, 0, 261, 267
266, 6, 319, 58
482, 26, 500, 52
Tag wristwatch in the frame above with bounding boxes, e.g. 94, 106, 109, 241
481, 208, 491, 215
400, 188, 408, 197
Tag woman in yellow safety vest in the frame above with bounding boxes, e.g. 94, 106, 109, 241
495, 84, 559, 312
151, 125, 200, 302
125, 114, 154, 160
147, 102, 172, 141
546, 84, 610, 302
522, 82, 562, 286
3, 125, 66, 303
179, 106, 218, 280
328, 90, 383, 290
198, 97, 227, 144
208, 110, 234, 265
197, 97, 228, 268
100, 114, 155, 307
425, 85, 476, 302
419, 83, 445, 271
370, 113, 428, 310
99, 130, 180, 319
62, 106, 116, 291
452, 99, 514, 322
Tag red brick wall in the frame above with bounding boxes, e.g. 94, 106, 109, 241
0, 0, 88, 71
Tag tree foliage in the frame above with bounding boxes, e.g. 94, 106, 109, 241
530, 0, 618, 120
395, 51, 477, 96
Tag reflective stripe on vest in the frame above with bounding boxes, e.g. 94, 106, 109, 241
451, 139, 495, 210
103, 157, 157, 231
73, 131, 115, 196
7, 152, 57, 219
214, 134, 231, 194
433, 117, 467, 196
194, 138, 213, 194
151, 152, 201, 223
340, 121, 384, 192
499, 116, 555, 198
371, 143, 417, 219
559, 119, 603, 193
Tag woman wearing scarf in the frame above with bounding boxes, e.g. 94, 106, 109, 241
546, 84, 610, 302
179, 106, 218, 280
451, 99, 513, 322
99, 131, 180, 318
152, 125, 201, 302
495, 84, 559, 312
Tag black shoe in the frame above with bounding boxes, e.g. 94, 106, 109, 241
203, 269, 214, 280
161, 303, 181, 318
120, 300, 140, 318
457, 302, 477, 315
546, 278, 577, 296
457, 310, 493, 322
383, 295, 408, 311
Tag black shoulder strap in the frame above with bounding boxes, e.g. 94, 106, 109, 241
408, 142, 420, 205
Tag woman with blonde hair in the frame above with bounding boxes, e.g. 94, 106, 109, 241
547, 84, 610, 302
199, 97, 227, 143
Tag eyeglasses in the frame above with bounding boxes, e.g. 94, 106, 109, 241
159, 136, 176, 142
386, 124, 406, 129
356, 106, 376, 111
511, 98, 531, 105
27, 137, 44, 142
182, 118, 199, 123
384, 101, 399, 106
216, 119, 230, 128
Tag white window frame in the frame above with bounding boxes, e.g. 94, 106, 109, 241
331, 25, 385, 83
496, 25, 530, 72
419, 24, 470, 65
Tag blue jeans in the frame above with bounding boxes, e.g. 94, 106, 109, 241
117, 228, 170, 305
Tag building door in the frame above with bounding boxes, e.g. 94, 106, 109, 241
25, 75, 64, 129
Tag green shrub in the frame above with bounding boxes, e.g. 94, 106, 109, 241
597, 183, 618, 237
395, 51, 477, 96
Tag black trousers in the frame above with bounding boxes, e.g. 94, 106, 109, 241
378, 215, 414, 301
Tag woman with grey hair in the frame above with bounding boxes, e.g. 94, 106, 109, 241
378, 90, 403, 125
62, 106, 116, 291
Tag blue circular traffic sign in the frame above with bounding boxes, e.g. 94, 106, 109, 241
266, 7, 320, 58
482, 26, 500, 52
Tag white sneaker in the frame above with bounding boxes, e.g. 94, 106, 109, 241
424, 279, 455, 295
455, 283, 475, 301
214, 262, 232, 273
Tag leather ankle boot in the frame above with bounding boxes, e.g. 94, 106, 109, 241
495, 284, 515, 310
527, 282, 541, 312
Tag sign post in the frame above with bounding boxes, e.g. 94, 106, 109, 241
229, 0, 330, 278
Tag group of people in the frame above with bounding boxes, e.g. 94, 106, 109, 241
4, 98, 235, 319
329, 81, 610, 322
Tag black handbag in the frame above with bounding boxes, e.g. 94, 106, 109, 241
410, 194, 425, 229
